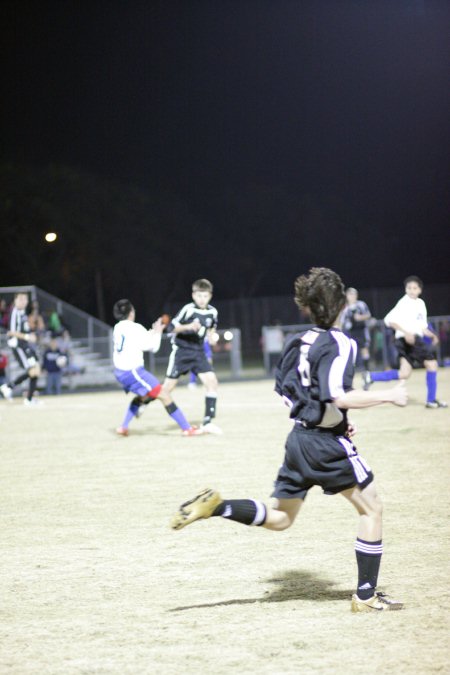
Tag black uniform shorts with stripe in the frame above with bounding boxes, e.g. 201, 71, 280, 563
395, 336, 436, 369
271, 425, 374, 501
166, 345, 213, 379
13, 345, 38, 371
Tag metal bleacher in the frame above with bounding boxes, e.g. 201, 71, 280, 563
0, 286, 115, 390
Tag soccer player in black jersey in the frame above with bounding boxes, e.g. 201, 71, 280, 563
162, 279, 221, 434
0, 293, 42, 405
171, 268, 408, 612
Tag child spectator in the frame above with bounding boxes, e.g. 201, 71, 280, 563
43, 338, 67, 395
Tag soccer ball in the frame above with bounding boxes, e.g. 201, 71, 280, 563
56, 355, 68, 368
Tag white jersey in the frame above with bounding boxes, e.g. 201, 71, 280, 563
113, 320, 161, 370
384, 295, 428, 339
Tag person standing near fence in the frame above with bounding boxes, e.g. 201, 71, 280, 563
341, 288, 372, 372
363, 276, 447, 409
0, 292, 42, 405
42, 338, 67, 395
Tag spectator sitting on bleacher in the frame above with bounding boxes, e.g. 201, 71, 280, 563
27, 301, 46, 342
0, 298, 11, 332
0, 351, 8, 385
48, 310, 63, 337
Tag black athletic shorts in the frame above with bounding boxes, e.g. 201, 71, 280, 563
349, 328, 370, 350
272, 425, 374, 500
166, 344, 213, 379
12, 345, 38, 370
395, 337, 436, 369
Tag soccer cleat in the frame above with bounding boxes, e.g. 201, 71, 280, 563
116, 426, 129, 436
171, 488, 223, 530
0, 384, 13, 401
23, 398, 43, 407
362, 371, 372, 391
201, 422, 223, 435
425, 399, 448, 409
351, 592, 404, 612
181, 425, 204, 436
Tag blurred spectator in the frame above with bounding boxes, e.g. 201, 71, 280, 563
341, 288, 372, 372
42, 338, 67, 395
0, 298, 11, 332
27, 300, 46, 342
439, 320, 449, 359
0, 351, 8, 385
57, 329, 84, 388
263, 320, 285, 375
48, 310, 63, 336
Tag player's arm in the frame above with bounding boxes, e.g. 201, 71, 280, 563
385, 320, 415, 345
7, 329, 37, 343
171, 319, 201, 334
206, 327, 219, 344
423, 326, 439, 345
168, 305, 201, 334
353, 311, 371, 322
334, 381, 408, 409
144, 318, 164, 353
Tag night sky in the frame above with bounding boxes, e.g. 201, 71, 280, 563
1, 0, 449, 319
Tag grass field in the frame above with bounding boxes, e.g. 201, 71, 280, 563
1, 369, 449, 674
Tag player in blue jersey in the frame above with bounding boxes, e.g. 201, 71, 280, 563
162, 279, 221, 434
171, 268, 408, 612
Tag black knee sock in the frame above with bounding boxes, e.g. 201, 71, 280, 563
355, 538, 383, 600
28, 377, 38, 401
204, 395, 217, 424
213, 499, 266, 526
363, 356, 370, 372
11, 372, 29, 387
132, 395, 155, 408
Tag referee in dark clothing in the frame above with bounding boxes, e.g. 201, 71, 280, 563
171, 268, 408, 613
0, 292, 42, 404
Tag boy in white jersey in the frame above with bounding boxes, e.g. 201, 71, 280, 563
363, 276, 447, 408
112, 299, 202, 436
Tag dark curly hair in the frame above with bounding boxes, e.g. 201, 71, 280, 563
294, 267, 346, 329
113, 299, 133, 321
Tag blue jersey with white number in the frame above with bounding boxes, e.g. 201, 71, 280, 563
275, 328, 356, 433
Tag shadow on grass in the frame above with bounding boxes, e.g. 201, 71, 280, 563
169, 569, 352, 612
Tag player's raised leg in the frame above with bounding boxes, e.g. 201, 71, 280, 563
171, 490, 302, 531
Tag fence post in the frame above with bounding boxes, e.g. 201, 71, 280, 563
230, 329, 242, 378
88, 317, 94, 353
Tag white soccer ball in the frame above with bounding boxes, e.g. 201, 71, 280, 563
56, 355, 68, 368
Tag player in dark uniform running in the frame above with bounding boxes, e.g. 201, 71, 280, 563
171, 268, 408, 612
341, 287, 372, 372
162, 279, 221, 433
0, 292, 42, 404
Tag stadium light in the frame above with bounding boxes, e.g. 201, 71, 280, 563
45, 232, 58, 243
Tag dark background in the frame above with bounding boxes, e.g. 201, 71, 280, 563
1, 0, 449, 324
